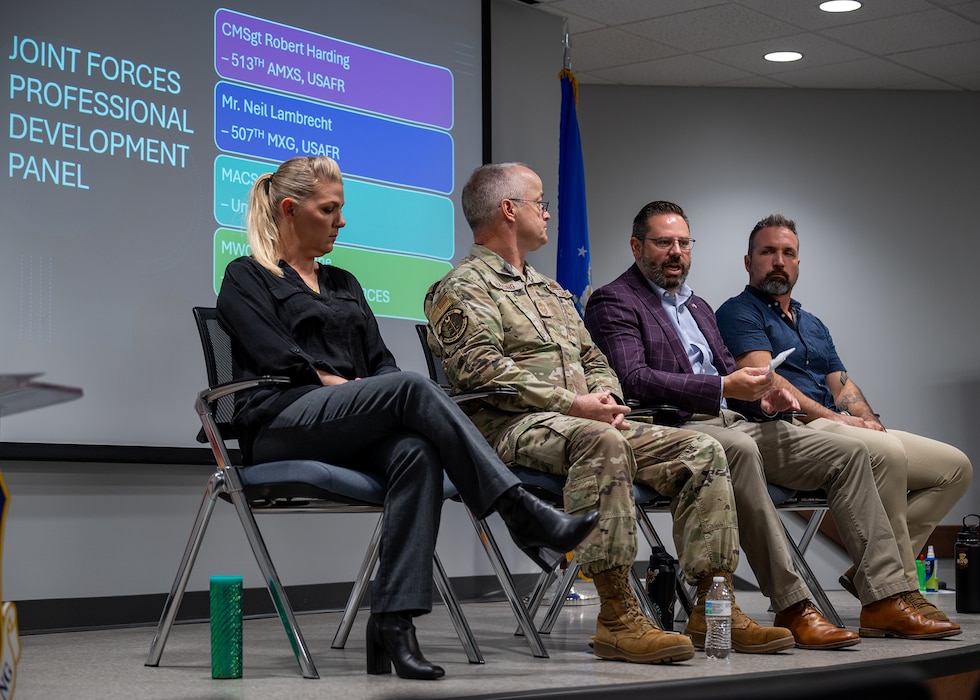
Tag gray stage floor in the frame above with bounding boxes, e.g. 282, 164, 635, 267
14, 587, 980, 700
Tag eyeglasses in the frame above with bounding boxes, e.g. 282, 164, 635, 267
637, 237, 696, 251
507, 198, 550, 213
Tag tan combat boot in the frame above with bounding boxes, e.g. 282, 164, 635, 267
591, 565, 695, 664
684, 572, 795, 654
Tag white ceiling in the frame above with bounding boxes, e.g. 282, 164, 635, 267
520, 0, 980, 90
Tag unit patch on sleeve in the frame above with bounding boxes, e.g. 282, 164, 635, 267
438, 308, 468, 346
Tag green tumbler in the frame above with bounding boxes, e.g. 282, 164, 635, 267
210, 575, 243, 679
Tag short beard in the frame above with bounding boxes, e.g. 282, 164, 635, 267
644, 258, 688, 291
758, 275, 791, 296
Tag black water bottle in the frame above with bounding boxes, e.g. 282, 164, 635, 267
646, 546, 677, 631
954, 514, 980, 613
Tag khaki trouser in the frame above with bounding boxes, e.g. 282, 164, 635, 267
807, 419, 972, 592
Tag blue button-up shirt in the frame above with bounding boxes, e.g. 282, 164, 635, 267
716, 286, 845, 412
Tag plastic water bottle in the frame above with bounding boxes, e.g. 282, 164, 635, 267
924, 545, 939, 593
704, 575, 731, 660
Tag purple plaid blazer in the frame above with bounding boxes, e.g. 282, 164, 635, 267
584, 264, 761, 424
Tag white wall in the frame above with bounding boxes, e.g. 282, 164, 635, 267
489, 0, 562, 275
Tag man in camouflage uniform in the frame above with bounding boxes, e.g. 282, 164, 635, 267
424, 163, 793, 664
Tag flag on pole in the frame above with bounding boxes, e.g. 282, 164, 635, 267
556, 67, 592, 317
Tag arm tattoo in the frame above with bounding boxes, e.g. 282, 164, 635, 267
838, 371, 849, 386
837, 392, 858, 412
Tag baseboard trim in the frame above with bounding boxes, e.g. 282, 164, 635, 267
15, 573, 541, 635
15, 565, 759, 635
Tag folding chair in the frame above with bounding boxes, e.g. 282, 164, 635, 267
145, 308, 482, 679
769, 485, 842, 626
413, 324, 550, 658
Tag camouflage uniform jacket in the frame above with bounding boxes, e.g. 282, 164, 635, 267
424, 244, 622, 447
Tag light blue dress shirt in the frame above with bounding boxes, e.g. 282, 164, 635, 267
647, 279, 725, 407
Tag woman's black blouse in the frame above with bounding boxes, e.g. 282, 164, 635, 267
216, 256, 399, 440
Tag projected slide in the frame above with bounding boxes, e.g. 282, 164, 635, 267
1, 1, 481, 448
210, 9, 454, 318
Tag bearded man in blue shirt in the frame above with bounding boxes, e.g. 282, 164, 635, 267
717, 213, 972, 624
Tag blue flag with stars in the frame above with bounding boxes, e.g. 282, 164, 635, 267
556, 68, 592, 317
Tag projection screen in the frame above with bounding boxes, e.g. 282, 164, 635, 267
1, 0, 483, 450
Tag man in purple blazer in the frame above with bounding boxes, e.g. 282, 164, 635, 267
584, 200, 960, 649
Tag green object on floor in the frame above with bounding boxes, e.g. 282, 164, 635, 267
210, 576, 243, 679
915, 557, 926, 592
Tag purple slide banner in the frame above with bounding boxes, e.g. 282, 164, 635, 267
214, 8, 453, 129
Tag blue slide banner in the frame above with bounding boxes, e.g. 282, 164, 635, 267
214, 81, 453, 193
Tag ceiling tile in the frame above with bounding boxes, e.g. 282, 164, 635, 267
568, 27, 681, 71
572, 70, 618, 85
710, 74, 795, 88
589, 53, 752, 86
945, 70, 980, 89
887, 39, 980, 80
518, 0, 980, 90
819, 8, 980, 54
774, 56, 947, 89
541, 0, 723, 26
700, 33, 871, 76
624, 4, 802, 52
534, 4, 604, 33
735, 0, 934, 30
946, 0, 980, 21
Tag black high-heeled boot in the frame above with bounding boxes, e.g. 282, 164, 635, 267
495, 485, 600, 571
365, 612, 445, 680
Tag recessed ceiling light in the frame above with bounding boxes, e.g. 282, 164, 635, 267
764, 51, 803, 63
819, 1, 862, 12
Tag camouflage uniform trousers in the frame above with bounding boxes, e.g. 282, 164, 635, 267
492, 414, 739, 582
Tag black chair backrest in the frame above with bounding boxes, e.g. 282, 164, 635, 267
414, 323, 452, 390
192, 306, 238, 428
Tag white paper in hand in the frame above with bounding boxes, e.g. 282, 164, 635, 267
767, 347, 795, 374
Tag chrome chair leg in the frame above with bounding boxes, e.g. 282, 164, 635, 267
781, 517, 843, 627
331, 516, 383, 649
433, 552, 484, 664
468, 512, 549, 658
145, 471, 223, 668
798, 510, 828, 554
227, 488, 319, 679
535, 561, 579, 634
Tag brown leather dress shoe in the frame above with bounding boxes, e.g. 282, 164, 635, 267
841, 570, 950, 622
903, 590, 950, 621
773, 600, 861, 650
860, 594, 962, 639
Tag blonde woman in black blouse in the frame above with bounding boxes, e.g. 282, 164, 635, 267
216, 155, 597, 681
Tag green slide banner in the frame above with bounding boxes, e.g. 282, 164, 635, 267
213, 228, 450, 321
